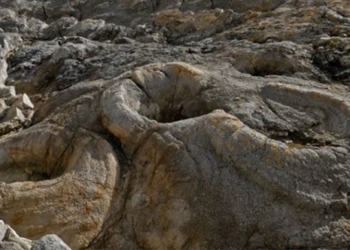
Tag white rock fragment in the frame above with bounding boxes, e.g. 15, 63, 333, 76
12, 93, 34, 109
0, 220, 7, 242
0, 59, 8, 86
0, 99, 7, 118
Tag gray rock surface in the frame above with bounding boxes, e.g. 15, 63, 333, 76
0, 220, 32, 250
0, 221, 70, 250
0, 222, 7, 242
1, 0, 350, 250
31, 235, 71, 250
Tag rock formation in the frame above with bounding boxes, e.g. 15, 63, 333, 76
0, 220, 70, 250
1, 0, 350, 249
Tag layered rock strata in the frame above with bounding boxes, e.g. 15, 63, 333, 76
1, 0, 350, 249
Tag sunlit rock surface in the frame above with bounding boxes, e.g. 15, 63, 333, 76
1, 0, 350, 249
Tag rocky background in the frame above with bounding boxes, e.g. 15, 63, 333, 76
1, 0, 350, 249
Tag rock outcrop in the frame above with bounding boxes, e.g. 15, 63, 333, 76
0, 220, 70, 250
1, 0, 350, 249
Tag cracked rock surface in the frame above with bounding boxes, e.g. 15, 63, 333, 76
2, 0, 350, 249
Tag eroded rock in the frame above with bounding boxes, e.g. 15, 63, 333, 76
0, 220, 32, 250
1, 0, 350, 250
95, 62, 350, 249
0, 221, 70, 250
31, 235, 71, 250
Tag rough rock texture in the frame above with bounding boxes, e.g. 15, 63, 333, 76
2, 0, 350, 249
0, 220, 32, 250
0, 221, 69, 250
31, 235, 71, 250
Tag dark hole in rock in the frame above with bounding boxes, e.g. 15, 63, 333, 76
158, 105, 187, 123
27, 171, 51, 181
139, 89, 214, 124
312, 55, 345, 79
269, 130, 332, 148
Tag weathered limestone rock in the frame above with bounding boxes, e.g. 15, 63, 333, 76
31, 235, 71, 250
0, 221, 7, 242
0, 34, 19, 89
0, 221, 70, 250
0, 221, 32, 250
313, 37, 350, 82
153, 8, 241, 44
67, 19, 105, 38
0, 99, 7, 119
0, 33, 34, 135
0, 126, 118, 249
41, 17, 78, 40
95, 62, 350, 249
1, 0, 350, 249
